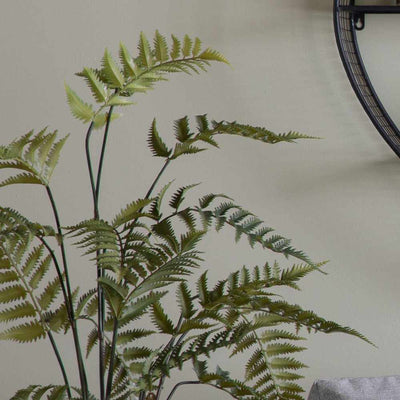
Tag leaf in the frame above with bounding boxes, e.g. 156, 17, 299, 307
151, 301, 175, 334
81, 68, 108, 103
192, 37, 202, 57
29, 255, 51, 289
112, 198, 154, 227
154, 30, 169, 62
102, 48, 125, 88
0, 172, 43, 188
176, 282, 194, 318
65, 84, 94, 122
106, 95, 134, 107
0, 285, 27, 303
119, 42, 137, 77
0, 302, 36, 323
38, 277, 61, 310
182, 35, 193, 57
170, 35, 181, 59
199, 48, 229, 64
0, 321, 46, 342
174, 116, 191, 143
137, 32, 153, 68
147, 119, 171, 158
169, 184, 199, 210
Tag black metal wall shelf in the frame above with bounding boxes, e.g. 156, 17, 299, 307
333, 1, 400, 158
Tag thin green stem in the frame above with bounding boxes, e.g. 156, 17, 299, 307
105, 318, 119, 400
85, 108, 115, 400
165, 381, 202, 400
85, 121, 97, 217
38, 237, 69, 316
95, 107, 114, 205
48, 331, 72, 399
45, 185, 89, 400
122, 158, 171, 255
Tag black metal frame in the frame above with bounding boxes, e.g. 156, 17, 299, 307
333, 0, 400, 157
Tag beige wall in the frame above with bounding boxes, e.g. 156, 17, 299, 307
1, 1, 400, 398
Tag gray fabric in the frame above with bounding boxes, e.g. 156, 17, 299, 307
307, 375, 400, 400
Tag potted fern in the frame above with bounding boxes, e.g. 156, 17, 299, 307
0, 31, 370, 400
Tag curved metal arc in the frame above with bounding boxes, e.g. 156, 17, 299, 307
333, 0, 400, 158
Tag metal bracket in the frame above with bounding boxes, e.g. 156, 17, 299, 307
339, 5, 400, 30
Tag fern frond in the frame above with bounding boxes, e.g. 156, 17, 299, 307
0, 320, 46, 342
65, 84, 94, 122
102, 49, 125, 89
147, 119, 171, 158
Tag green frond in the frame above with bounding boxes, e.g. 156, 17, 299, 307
119, 42, 137, 78
0, 302, 36, 323
38, 277, 61, 310
102, 49, 125, 89
171, 142, 205, 159
170, 35, 181, 59
0, 270, 18, 283
137, 32, 154, 68
176, 282, 194, 319
81, 67, 108, 103
21, 245, 44, 277
29, 254, 51, 289
93, 112, 121, 130
112, 198, 154, 227
116, 329, 154, 346
149, 180, 174, 219
173, 116, 191, 143
151, 301, 175, 334
0, 320, 46, 342
106, 95, 134, 107
192, 37, 202, 57
269, 357, 306, 371
265, 343, 307, 357
86, 327, 98, 357
182, 34, 193, 58
0, 172, 43, 188
199, 48, 229, 64
0, 285, 27, 303
169, 183, 199, 211
154, 30, 169, 62
147, 119, 171, 158
65, 84, 94, 122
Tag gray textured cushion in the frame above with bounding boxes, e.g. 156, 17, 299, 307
308, 375, 400, 400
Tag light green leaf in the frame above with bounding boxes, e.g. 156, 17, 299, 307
138, 32, 153, 68
192, 37, 202, 57
65, 84, 94, 122
0, 172, 43, 187
0, 321, 46, 342
170, 35, 181, 59
182, 35, 193, 57
106, 96, 135, 106
119, 42, 137, 77
199, 48, 229, 64
154, 30, 169, 62
102, 48, 125, 88
81, 67, 108, 103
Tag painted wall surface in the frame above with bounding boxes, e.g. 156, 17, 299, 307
1, 1, 400, 398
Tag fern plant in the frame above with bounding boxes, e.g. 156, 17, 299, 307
0, 31, 371, 400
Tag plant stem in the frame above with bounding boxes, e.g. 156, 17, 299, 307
85, 108, 115, 400
48, 331, 72, 399
85, 121, 97, 216
95, 107, 114, 206
45, 185, 89, 400
154, 315, 185, 400
165, 381, 202, 400
39, 237, 69, 314
105, 318, 119, 400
